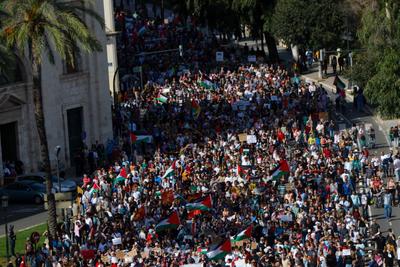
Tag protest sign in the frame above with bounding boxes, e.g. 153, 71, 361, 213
247, 55, 256, 62
216, 51, 224, 62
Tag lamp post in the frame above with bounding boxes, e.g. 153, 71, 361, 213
2, 195, 9, 263
55, 146, 61, 192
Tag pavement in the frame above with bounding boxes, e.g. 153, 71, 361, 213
0, 211, 47, 236
301, 66, 400, 238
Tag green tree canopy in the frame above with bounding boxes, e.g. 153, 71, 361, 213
352, 0, 400, 118
271, 0, 345, 50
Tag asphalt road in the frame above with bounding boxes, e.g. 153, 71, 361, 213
0, 204, 46, 236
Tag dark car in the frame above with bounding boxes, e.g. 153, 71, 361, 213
16, 172, 77, 193
0, 181, 46, 204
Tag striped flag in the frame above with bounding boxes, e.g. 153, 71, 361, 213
232, 225, 253, 242
162, 160, 177, 178
206, 239, 232, 260
155, 211, 180, 233
186, 195, 212, 211
271, 159, 290, 180
333, 76, 346, 90
198, 80, 215, 90
155, 94, 168, 104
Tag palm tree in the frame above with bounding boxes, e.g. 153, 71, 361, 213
1, 0, 103, 241
0, 43, 15, 82
0, 10, 14, 81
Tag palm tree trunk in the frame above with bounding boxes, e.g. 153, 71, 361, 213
31, 57, 58, 244
264, 31, 279, 63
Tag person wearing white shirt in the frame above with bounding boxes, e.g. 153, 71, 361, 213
393, 155, 400, 182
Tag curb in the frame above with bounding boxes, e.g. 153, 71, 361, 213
0, 223, 45, 238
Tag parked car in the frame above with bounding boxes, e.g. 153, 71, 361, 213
16, 172, 77, 193
0, 181, 46, 204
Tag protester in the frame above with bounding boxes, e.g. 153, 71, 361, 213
9, 7, 400, 267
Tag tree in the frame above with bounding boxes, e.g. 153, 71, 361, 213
1, 0, 103, 241
351, 0, 400, 118
232, 0, 279, 62
271, 0, 345, 59
0, 10, 15, 81
0, 44, 14, 82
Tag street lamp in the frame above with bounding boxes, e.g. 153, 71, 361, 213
2, 195, 9, 263
55, 146, 61, 192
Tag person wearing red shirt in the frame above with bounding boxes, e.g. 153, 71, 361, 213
82, 174, 91, 188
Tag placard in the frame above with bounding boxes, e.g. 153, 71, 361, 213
112, 237, 122, 245
319, 112, 328, 121
247, 55, 256, 62
216, 51, 224, 62
280, 214, 293, 222
238, 133, 247, 142
247, 135, 257, 144
342, 249, 351, 256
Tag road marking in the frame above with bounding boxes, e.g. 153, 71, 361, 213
0, 222, 45, 238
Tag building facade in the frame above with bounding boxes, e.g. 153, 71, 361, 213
0, 0, 113, 181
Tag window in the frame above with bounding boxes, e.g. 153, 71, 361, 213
63, 49, 82, 74
18, 176, 44, 183
6, 183, 28, 191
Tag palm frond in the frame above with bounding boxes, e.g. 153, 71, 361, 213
1, 0, 103, 65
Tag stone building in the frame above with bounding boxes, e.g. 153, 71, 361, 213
0, 0, 113, 181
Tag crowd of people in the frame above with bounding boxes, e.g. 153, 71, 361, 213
7, 57, 399, 267
113, 8, 243, 95
5, 5, 400, 267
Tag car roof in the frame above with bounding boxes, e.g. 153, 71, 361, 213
17, 172, 46, 178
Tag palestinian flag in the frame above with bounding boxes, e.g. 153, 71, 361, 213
206, 239, 232, 260
198, 80, 215, 90
155, 94, 168, 104
191, 99, 201, 119
271, 159, 290, 180
186, 195, 212, 211
162, 160, 177, 178
89, 183, 100, 195
232, 225, 253, 242
130, 132, 137, 143
155, 211, 180, 233
114, 168, 128, 185
333, 76, 346, 90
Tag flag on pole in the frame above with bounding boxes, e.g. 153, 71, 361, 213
206, 239, 232, 260
162, 160, 177, 178
114, 168, 128, 185
130, 132, 137, 143
155, 94, 168, 104
155, 211, 180, 233
271, 159, 290, 180
198, 80, 215, 90
186, 195, 212, 211
232, 225, 253, 242
89, 183, 100, 195
333, 76, 346, 90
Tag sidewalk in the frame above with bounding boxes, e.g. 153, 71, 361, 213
301, 66, 400, 238
301, 66, 400, 137
0, 212, 47, 237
